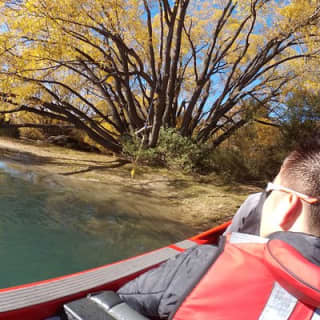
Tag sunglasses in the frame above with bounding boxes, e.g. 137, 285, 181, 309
265, 182, 320, 204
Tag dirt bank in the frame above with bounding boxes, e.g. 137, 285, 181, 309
0, 137, 261, 231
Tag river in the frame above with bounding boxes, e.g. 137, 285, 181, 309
0, 161, 196, 288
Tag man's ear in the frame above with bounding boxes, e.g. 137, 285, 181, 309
280, 194, 303, 231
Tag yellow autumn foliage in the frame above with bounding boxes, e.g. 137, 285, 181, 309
0, 0, 318, 153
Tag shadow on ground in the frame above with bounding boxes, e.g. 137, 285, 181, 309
0, 146, 130, 175
0, 148, 52, 165
61, 159, 130, 176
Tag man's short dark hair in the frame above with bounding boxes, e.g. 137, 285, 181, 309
280, 134, 320, 235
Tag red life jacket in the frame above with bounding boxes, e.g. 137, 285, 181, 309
172, 233, 320, 320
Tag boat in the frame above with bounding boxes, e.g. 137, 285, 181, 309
0, 221, 230, 320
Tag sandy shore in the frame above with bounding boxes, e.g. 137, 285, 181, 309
0, 137, 260, 231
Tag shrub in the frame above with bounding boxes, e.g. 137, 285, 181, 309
122, 128, 212, 172
211, 121, 285, 183
0, 126, 19, 138
0, 116, 20, 138
209, 146, 283, 184
122, 125, 285, 182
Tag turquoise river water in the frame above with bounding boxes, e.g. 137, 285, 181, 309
0, 161, 195, 288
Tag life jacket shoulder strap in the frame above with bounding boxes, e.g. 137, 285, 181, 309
229, 232, 269, 244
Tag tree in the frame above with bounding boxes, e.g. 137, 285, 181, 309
0, 0, 319, 152
273, 90, 320, 149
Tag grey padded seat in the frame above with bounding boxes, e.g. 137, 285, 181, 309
64, 291, 149, 320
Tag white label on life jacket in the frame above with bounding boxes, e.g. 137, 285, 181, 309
230, 232, 269, 244
259, 282, 297, 320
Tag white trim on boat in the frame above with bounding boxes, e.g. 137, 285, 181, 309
174, 240, 197, 249
0, 247, 179, 312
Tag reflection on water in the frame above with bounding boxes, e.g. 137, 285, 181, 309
0, 161, 195, 288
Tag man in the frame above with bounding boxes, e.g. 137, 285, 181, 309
118, 136, 320, 319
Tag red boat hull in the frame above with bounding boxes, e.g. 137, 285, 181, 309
0, 221, 230, 320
